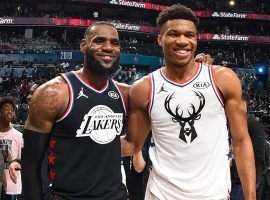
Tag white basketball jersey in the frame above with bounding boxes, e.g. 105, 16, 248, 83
147, 63, 231, 200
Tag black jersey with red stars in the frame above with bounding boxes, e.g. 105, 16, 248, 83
47, 71, 127, 200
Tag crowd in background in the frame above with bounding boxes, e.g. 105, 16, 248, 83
0, 62, 268, 125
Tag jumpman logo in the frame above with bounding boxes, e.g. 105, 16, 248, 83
157, 83, 168, 94
77, 87, 88, 99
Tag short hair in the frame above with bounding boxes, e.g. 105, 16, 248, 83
156, 4, 199, 29
84, 21, 115, 39
0, 96, 16, 111
242, 91, 250, 104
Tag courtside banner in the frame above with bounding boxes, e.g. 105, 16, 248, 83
198, 33, 270, 43
69, 0, 270, 21
0, 17, 159, 33
0, 17, 268, 39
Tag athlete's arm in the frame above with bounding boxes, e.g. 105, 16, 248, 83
25, 77, 69, 132
133, 150, 146, 173
214, 66, 256, 200
121, 76, 151, 156
22, 77, 69, 200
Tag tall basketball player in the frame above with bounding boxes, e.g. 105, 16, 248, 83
21, 22, 129, 200
122, 4, 256, 200
21, 20, 218, 200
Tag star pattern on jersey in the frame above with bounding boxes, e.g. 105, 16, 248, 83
49, 169, 56, 180
48, 138, 57, 181
49, 138, 56, 149
48, 153, 56, 165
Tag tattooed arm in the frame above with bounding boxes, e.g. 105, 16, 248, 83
25, 76, 69, 132
22, 76, 69, 200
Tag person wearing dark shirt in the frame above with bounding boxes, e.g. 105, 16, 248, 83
231, 91, 266, 200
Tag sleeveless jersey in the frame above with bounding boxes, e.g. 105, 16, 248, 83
48, 71, 127, 200
147, 63, 231, 200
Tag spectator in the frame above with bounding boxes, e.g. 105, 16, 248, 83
0, 97, 23, 200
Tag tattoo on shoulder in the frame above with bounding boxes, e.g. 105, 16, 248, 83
29, 83, 64, 128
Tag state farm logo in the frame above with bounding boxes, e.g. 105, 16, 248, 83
0, 18, 14, 24
212, 12, 220, 17
213, 34, 221, 40
111, 22, 140, 31
110, 0, 118, 4
109, 0, 145, 8
212, 34, 249, 41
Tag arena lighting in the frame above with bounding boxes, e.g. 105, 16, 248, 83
229, 0, 235, 6
255, 65, 267, 75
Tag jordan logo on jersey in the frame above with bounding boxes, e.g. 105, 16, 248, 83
157, 83, 168, 94
77, 87, 88, 99
164, 91, 205, 143
76, 105, 123, 144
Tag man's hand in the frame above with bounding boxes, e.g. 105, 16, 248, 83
9, 161, 21, 184
195, 53, 214, 65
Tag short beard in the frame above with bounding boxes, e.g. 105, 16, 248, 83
85, 49, 120, 76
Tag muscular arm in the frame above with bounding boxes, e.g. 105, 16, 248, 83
22, 77, 69, 200
121, 76, 151, 156
215, 67, 256, 200
25, 77, 68, 132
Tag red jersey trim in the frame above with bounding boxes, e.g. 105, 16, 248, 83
160, 62, 201, 87
56, 74, 74, 122
74, 71, 109, 93
112, 80, 127, 115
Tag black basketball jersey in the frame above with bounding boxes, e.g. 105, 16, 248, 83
47, 71, 127, 200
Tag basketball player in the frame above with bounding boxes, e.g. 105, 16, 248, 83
21, 21, 216, 199
122, 4, 256, 200
21, 22, 129, 200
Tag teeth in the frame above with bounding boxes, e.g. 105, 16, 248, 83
176, 50, 188, 54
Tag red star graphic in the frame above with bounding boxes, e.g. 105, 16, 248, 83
49, 139, 56, 149
48, 153, 56, 165
49, 169, 56, 180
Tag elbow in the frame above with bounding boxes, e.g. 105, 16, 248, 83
134, 165, 145, 173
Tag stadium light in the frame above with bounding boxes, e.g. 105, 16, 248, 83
229, 0, 235, 6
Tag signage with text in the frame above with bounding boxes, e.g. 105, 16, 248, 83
69, 0, 270, 21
